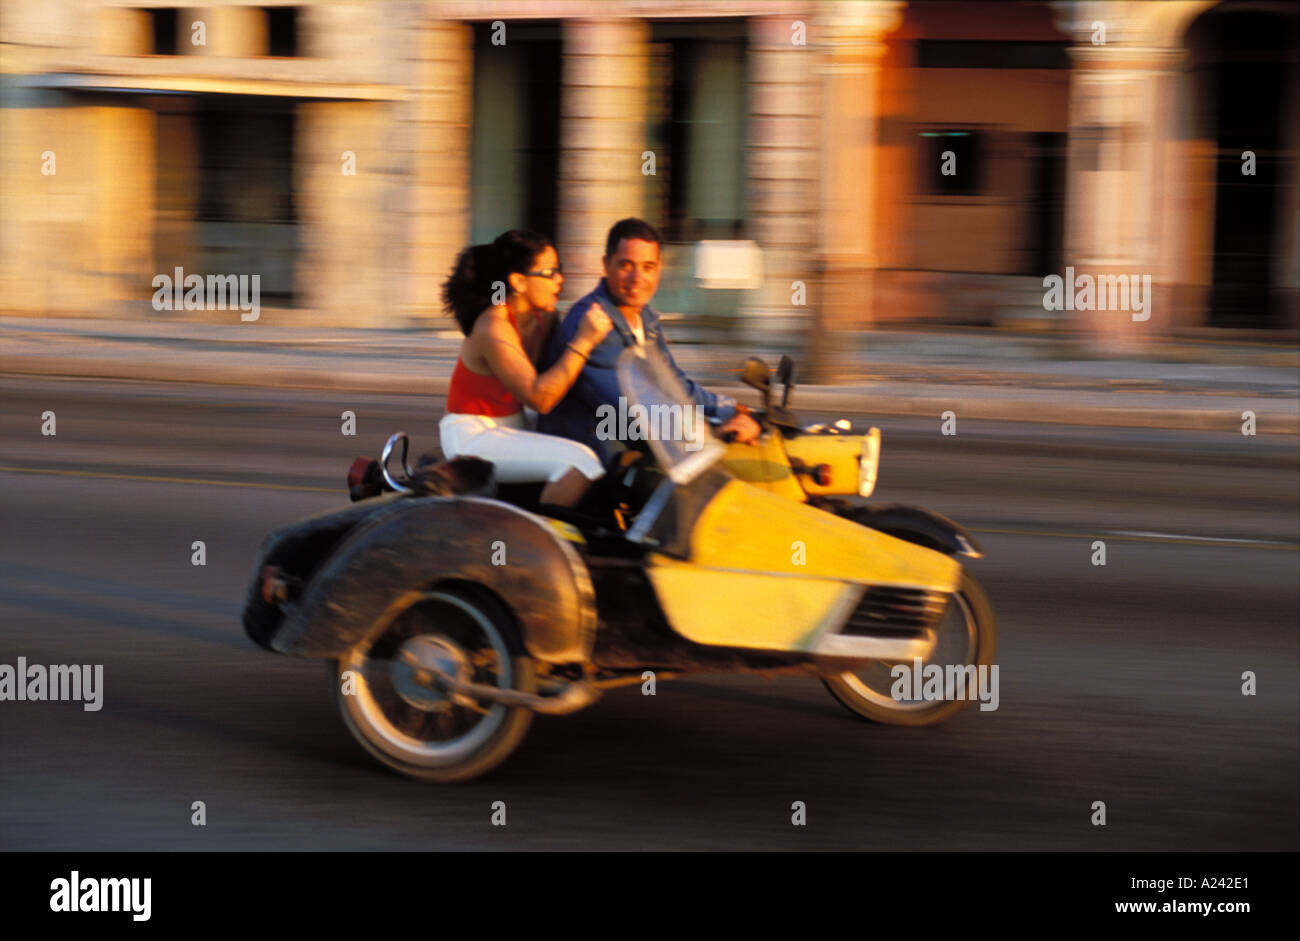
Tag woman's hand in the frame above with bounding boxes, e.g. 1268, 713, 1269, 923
574, 307, 614, 351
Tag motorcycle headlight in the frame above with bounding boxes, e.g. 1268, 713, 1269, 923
858, 427, 881, 497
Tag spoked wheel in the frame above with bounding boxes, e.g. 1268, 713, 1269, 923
336, 588, 536, 782
822, 573, 996, 726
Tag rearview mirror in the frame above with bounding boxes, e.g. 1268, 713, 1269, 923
741, 357, 771, 394
775, 355, 795, 408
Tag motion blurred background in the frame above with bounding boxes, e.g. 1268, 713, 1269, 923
1, 2, 1298, 852
1, 0, 1297, 376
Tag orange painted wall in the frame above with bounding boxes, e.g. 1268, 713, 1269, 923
875, 3, 1070, 276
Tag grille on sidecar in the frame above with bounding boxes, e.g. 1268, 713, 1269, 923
839, 586, 950, 638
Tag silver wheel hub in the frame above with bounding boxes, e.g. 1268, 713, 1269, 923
340, 591, 516, 768
391, 635, 469, 712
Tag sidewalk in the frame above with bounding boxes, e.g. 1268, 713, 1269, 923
1, 316, 1297, 434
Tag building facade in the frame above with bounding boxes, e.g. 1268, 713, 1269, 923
1, 0, 1296, 353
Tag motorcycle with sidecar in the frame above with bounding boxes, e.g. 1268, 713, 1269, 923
242, 344, 995, 782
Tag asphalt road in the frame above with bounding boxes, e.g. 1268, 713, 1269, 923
1, 376, 1296, 850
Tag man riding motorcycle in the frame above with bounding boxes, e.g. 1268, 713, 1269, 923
538, 218, 762, 460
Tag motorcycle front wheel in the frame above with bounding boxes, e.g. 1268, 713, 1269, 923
822, 572, 996, 726
335, 587, 536, 782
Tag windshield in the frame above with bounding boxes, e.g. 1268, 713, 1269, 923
615, 345, 726, 485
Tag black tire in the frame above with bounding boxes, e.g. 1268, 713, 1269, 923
335, 587, 535, 782
822, 572, 996, 726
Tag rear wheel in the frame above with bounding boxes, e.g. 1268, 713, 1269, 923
336, 587, 535, 782
822, 573, 996, 726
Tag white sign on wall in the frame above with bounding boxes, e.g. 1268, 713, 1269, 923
693, 240, 764, 290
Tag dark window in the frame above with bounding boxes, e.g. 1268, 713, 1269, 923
265, 7, 299, 57
193, 97, 298, 301
468, 22, 561, 242
1027, 131, 1066, 275
148, 8, 178, 55
197, 98, 296, 224
918, 130, 984, 196
917, 40, 1068, 69
1200, 10, 1292, 328
649, 21, 748, 243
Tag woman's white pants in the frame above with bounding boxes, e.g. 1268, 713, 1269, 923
439, 411, 604, 484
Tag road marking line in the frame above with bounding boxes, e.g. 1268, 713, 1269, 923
971, 526, 1298, 551
0, 465, 337, 493
1104, 529, 1292, 545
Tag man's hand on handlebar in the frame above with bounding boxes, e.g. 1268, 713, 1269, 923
718, 410, 762, 445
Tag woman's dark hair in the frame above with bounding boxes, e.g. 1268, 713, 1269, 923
441, 229, 553, 335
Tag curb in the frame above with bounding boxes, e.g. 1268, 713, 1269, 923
0, 356, 443, 396
1, 356, 1296, 436
788, 385, 1299, 435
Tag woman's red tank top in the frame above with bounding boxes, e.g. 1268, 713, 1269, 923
445, 309, 523, 417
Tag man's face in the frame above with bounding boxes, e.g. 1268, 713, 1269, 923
602, 238, 661, 310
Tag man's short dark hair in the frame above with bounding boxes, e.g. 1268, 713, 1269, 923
604, 218, 662, 258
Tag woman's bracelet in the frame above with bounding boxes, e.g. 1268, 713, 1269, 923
565, 342, 589, 361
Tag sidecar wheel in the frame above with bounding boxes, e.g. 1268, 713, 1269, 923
336, 587, 535, 783
822, 573, 996, 727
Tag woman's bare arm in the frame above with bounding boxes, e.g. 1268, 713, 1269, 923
474, 307, 596, 414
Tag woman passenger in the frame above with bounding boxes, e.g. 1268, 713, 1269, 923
439, 230, 612, 507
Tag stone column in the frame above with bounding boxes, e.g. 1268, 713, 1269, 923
1063, 45, 1180, 350
95, 5, 151, 56
296, 100, 388, 326
556, 19, 650, 301
1057, 2, 1212, 350
95, 103, 156, 317
809, 0, 902, 382
404, 20, 473, 326
745, 12, 820, 350
2, 1, 155, 317
194, 5, 267, 58
0, 89, 96, 316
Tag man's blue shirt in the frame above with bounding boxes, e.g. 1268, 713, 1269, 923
537, 280, 737, 463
